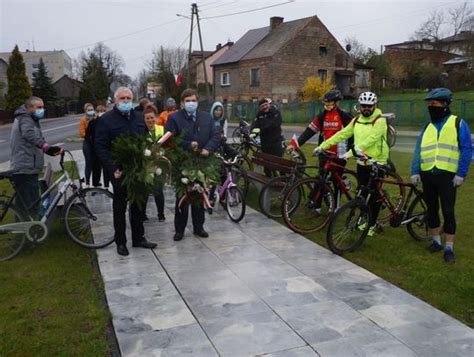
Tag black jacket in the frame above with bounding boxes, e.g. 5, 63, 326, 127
251, 107, 283, 148
165, 109, 220, 152
95, 106, 147, 173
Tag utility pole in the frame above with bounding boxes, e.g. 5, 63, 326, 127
195, 3, 211, 102
186, 4, 195, 88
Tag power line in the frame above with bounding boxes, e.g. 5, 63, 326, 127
201, 0, 295, 19
65, 18, 183, 52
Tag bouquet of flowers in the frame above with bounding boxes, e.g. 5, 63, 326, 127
111, 132, 173, 208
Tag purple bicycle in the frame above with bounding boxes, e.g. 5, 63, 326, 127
208, 155, 246, 222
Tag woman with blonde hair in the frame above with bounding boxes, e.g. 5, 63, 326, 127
79, 103, 96, 186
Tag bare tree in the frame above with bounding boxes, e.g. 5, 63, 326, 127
134, 69, 150, 99
148, 46, 187, 98
412, 10, 446, 42
344, 36, 375, 64
449, 2, 473, 35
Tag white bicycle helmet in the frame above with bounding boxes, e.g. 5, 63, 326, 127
358, 91, 377, 105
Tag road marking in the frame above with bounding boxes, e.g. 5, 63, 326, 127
42, 122, 78, 133
53, 142, 65, 146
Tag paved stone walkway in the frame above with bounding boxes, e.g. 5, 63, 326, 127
94, 189, 473, 357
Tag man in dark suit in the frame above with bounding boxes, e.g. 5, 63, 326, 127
95, 87, 157, 256
165, 88, 220, 241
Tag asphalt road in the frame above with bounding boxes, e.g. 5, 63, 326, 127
0, 114, 83, 163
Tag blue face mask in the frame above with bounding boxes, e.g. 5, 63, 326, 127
117, 102, 133, 112
86, 110, 95, 117
184, 101, 198, 113
34, 108, 45, 119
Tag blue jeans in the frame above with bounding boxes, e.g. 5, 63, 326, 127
12, 174, 40, 219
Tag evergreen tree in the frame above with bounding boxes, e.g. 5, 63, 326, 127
32, 57, 57, 105
80, 53, 109, 103
5, 45, 32, 112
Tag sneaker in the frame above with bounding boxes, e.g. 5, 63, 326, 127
427, 241, 443, 253
358, 222, 367, 231
443, 249, 455, 264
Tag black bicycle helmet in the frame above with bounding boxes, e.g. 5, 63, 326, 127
323, 89, 342, 102
425, 88, 453, 104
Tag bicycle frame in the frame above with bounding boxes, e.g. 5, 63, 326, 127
318, 153, 356, 207
0, 152, 78, 242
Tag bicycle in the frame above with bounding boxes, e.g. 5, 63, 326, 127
280, 150, 405, 234
326, 155, 430, 255
207, 154, 246, 222
229, 117, 307, 170
0, 151, 115, 261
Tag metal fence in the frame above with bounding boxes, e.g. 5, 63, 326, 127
228, 100, 474, 127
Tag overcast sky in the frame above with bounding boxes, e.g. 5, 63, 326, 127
0, 0, 466, 78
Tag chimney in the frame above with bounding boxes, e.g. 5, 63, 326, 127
216, 43, 222, 50
270, 16, 284, 30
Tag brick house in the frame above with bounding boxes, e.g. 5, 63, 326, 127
211, 16, 355, 102
190, 42, 233, 89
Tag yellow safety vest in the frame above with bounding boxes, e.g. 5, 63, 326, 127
149, 124, 164, 139
420, 115, 460, 173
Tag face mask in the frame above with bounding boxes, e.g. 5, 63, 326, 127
428, 106, 449, 123
86, 110, 95, 117
117, 102, 133, 112
34, 108, 45, 119
184, 101, 198, 113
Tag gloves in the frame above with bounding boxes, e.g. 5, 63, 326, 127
410, 174, 421, 185
249, 133, 257, 139
340, 151, 352, 160
45, 146, 62, 156
452, 175, 464, 187
312, 147, 322, 156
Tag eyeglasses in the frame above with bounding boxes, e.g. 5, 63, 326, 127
360, 104, 374, 109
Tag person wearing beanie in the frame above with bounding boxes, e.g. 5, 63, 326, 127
156, 97, 178, 126
411, 88, 472, 264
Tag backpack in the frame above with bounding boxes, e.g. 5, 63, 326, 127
354, 113, 397, 148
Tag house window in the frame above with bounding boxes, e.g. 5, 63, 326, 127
318, 69, 328, 81
250, 68, 260, 86
319, 45, 327, 57
220, 72, 230, 86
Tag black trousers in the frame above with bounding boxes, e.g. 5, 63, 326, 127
82, 140, 93, 185
174, 195, 205, 234
421, 171, 457, 234
142, 187, 165, 217
261, 143, 284, 177
92, 154, 110, 188
111, 178, 144, 245
12, 174, 39, 219
357, 164, 384, 227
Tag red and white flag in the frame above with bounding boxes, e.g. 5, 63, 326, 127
290, 134, 299, 149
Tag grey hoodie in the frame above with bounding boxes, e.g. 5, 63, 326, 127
9, 105, 46, 174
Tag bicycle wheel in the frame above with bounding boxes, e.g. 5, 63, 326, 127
225, 186, 246, 222
259, 176, 294, 218
378, 170, 406, 223
326, 199, 371, 254
0, 204, 26, 261
281, 177, 335, 233
231, 165, 249, 197
64, 188, 115, 248
406, 195, 431, 241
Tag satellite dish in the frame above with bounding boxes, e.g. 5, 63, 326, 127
110, 81, 121, 92
346, 44, 352, 52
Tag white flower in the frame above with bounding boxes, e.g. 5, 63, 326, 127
155, 168, 162, 176
181, 178, 189, 184
144, 149, 152, 157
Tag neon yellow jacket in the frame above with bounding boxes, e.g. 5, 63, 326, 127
319, 108, 389, 164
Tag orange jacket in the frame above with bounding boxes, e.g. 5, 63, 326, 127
79, 116, 89, 138
156, 109, 177, 126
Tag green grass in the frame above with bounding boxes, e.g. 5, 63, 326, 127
246, 145, 474, 327
0, 178, 112, 355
